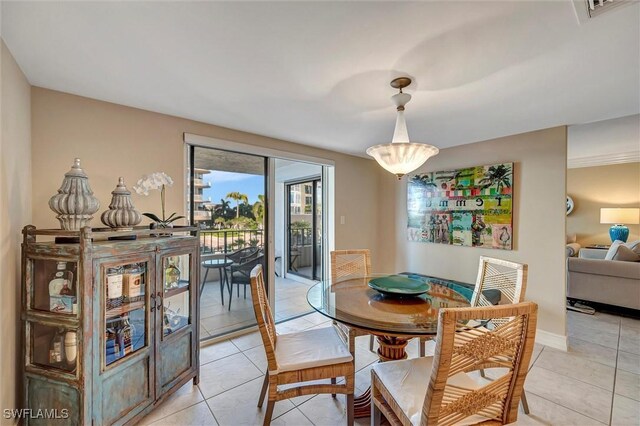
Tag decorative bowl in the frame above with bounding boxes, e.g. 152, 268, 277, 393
368, 275, 430, 297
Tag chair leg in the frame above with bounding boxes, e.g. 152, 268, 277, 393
419, 339, 425, 357
480, 369, 487, 378
371, 399, 382, 426
521, 390, 530, 414
347, 393, 354, 426
257, 373, 269, 408
244, 284, 247, 299
369, 335, 374, 352
228, 284, 233, 311
331, 377, 336, 398
219, 268, 225, 305
263, 400, 275, 426
200, 268, 210, 296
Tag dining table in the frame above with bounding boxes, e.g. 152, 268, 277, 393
306, 273, 472, 418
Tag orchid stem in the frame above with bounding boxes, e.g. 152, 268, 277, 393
161, 184, 166, 222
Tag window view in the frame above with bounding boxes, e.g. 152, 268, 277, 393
287, 179, 322, 281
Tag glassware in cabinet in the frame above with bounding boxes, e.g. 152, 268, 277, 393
161, 254, 191, 338
104, 261, 148, 367
29, 322, 78, 374
30, 259, 78, 315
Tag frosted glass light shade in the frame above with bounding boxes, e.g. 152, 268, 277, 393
600, 208, 640, 224
366, 142, 439, 179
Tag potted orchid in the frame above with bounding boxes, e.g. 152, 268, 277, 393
133, 172, 184, 228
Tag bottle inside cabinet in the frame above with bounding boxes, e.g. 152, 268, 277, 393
104, 262, 148, 366
162, 254, 191, 337
30, 323, 78, 373
31, 259, 78, 315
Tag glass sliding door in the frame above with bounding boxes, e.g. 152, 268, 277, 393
286, 178, 322, 281
188, 146, 267, 341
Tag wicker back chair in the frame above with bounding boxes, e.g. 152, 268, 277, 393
471, 256, 528, 310
249, 265, 355, 425
372, 302, 538, 426
330, 249, 371, 282
330, 250, 375, 353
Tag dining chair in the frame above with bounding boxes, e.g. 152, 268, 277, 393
249, 265, 355, 426
228, 254, 264, 310
418, 256, 530, 413
372, 301, 538, 426
330, 249, 376, 353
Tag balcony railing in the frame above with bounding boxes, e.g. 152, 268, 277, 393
200, 228, 264, 255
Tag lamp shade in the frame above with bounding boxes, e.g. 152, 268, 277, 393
600, 208, 640, 224
366, 142, 439, 179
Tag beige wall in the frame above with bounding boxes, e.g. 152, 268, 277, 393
31, 88, 383, 267
1, 41, 32, 420
567, 163, 640, 246
378, 127, 568, 340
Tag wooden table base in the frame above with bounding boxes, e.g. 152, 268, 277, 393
353, 335, 409, 418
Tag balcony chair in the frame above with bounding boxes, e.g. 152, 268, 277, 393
418, 256, 531, 414
330, 250, 377, 355
249, 265, 355, 426
372, 301, 538, 426
226, 246, 260, 265
228, 253, 265, 311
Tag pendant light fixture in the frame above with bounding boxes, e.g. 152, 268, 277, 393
366, 77, 439, 179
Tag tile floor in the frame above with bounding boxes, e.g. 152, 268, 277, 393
200, 274, 315, 338
142, 310, 640, 425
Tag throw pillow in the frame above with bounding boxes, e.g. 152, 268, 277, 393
605, 240, 624, 260
624, 240, 640, 255
606, 243, 640, 262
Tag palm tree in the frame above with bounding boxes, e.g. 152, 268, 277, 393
478, 164, 512, 193
215, 198, 231, 217
252, 195, 265, 227
214, 217, 227, 230
226, 192, 248, 218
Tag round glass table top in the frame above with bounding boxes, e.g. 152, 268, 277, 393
307, 274, 471, 336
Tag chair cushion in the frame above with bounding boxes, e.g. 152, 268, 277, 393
275, 326, 353, 373
372, 357, 490, 426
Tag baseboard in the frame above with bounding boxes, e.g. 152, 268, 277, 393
535, 328, 568, 351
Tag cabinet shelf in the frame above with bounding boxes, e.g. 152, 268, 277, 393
164, 280, 190, 298
105, 300, 145, 319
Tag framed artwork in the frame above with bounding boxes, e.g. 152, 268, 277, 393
407, 163, 514, 250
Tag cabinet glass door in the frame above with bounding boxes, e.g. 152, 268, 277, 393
29, 322, 79, 374
104, 261, 148, 367
161, 254, 191, 338
30, 259, 78, 316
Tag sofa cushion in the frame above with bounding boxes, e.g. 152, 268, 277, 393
606, 241, 640, 262
624, 240, 640, 255
568, 257, 640, 280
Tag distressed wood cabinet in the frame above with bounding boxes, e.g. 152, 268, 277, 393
21, 226, 200, 425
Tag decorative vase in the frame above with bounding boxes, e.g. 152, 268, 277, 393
101, 177, 142, 231
49, 158, 100, 230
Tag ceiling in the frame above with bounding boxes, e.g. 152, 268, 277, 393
2, 1, 639, 157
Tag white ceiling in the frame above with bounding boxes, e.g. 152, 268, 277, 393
2, 1, 639, 156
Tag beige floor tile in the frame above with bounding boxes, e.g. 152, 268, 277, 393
611, 394, 640, 426
615, 369, 640, 401
567, 336, 619, 368
271, 408, 313, 425
619, 325, 640, 355
567, 321, 620, 350
621, 316, 640, 330
354, 344, 379, 372
231, 331, 263, 351
139, 382, 204, 425
524, 366, 612, 423
198, 353, 262, 399
200, 339, 240, 366
148, 401, 218, 426
618, 350, 640, 375
511, 391, 605, 425
297, 393, 352, 426
243, 345, 267, 373
303, 312, 332, 326
534, 346, 615, 390
205, 376, 296, 425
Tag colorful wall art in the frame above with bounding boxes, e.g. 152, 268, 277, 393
407, 163, 514, 250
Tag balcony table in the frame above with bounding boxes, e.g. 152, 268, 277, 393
201, 258, 233, 304
306, 274, 471, 418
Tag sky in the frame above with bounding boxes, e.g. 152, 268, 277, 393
201, 171, 264, 205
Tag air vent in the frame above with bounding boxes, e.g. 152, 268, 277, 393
586, 0, 633, 18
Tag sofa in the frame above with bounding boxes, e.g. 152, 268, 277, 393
567, 247, 640, 310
